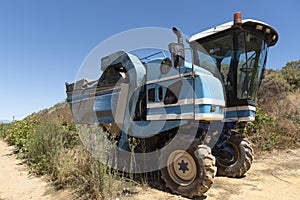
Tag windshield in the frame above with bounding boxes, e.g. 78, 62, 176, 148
192, 34, 234, 93
236, 32, 268, 99
192, 31, 268, 101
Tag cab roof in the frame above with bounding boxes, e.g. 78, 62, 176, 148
189, 19, 278, 47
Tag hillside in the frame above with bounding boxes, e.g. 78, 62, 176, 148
33, 102, 73, 124
253, 61, 300, 150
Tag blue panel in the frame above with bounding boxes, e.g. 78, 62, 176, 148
194, 77, 205, 98
193, 70, 225, 102
197, 105, 211, 113
179, 78, 193, 99
238, 110, 255, 118
225, 111, 238, 118
129, 120, 188, 137
225, 110, 255, 119
93, 92, 119, 112
94, 96, 112, 111
147, 104, 194, 115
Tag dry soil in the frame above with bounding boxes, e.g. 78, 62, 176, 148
1, 140, 300, 200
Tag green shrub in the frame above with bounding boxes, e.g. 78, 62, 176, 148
0, 106, 135, 199
25, 121, 130, 199
3, 116, 40, 154
281, 60, 300, 91
244, 106, 300, 151
242, 108, 277, 151
26, 120, 79, 175
0, 123, 11, 138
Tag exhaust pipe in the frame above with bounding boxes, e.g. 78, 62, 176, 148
172, 27, 183, 44
169, 27, 185, 68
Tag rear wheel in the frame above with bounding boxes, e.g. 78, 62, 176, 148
160, 144, 216, 198
216, 133, 253, 177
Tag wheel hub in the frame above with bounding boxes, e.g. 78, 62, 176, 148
178, 159, 189, 173
167, 150, 197, 186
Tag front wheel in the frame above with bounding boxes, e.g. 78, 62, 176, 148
215, 133, 254, 177
160, 144, 216, 198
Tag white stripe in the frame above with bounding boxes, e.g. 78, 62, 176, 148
147, 99, 193, 108
194, 98, 225, 106
147, 98, 225, 108
146, 113, 224, 121
195, 113, 224, 121
224, 116, 255, 122
147, 113, 194, 120
146, 72, 192, 84
239, 117, 255, 121
225, 105, 256, 112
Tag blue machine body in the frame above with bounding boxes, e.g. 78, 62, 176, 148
67, 51, 225, 138
66, 19, 278, 152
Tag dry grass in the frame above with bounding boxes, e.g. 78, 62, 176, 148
249, 69, 300, 151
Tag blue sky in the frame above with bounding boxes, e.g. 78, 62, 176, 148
0, 0, 299, 120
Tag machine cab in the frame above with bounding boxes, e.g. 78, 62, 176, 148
189, 13, 278, 121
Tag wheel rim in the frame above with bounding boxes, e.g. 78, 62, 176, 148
217, 142, 239, 167
167, 150, 197, 186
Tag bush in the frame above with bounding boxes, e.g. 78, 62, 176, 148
54, 146, 128, 200
26, 120, 79, 175
250, 62, 300, 151
0, 115, 133, 199
281, 60, 300, 91
2, 116, 40, 154
0, 123, 11, 138
242, 108, 276, 151
257, 70, 289, 104
243, 107, 299, 151
25, 120, 132, 199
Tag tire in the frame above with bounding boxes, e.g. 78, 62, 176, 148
216, 133, 253, 177
160, 144, 216, 198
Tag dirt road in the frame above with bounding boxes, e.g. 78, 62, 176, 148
0, 140, 73, 200
1, 138, 300, 200
0, 140, 52, 200
128, 149, 300, 200
207, 148, 300, 200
